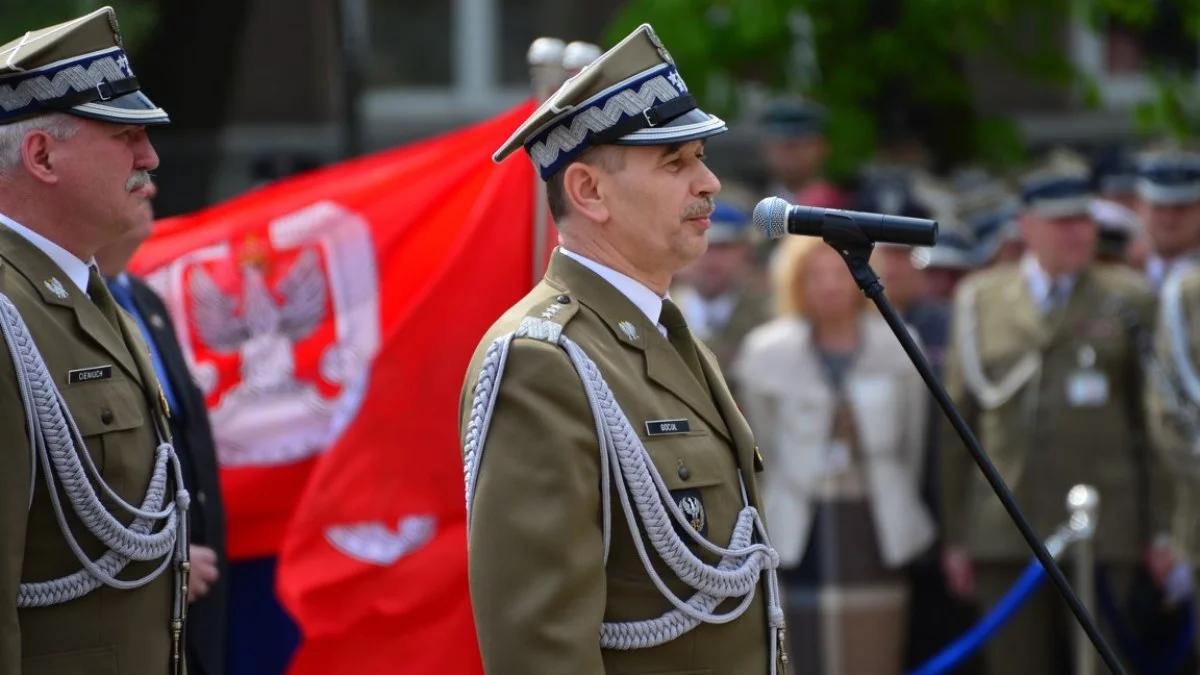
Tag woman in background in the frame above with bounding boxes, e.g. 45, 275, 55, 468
736, 238, 935, 675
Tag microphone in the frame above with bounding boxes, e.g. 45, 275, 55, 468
753, 196, 938, 247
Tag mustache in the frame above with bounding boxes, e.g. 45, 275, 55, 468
682, 197, 714, 220
126, 170, 154, 192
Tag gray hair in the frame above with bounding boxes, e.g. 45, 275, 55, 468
0, 113, 81, 176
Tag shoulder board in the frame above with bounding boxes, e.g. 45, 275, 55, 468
515, 292, 579, 344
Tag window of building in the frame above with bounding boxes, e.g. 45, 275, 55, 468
366, 0, 453, 87
1071, 0, 1200, 107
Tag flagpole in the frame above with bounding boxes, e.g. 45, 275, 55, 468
527, 38, 565, 285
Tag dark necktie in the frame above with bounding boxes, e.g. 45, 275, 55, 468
87, 265, 122, 332
659, 298, 706, 387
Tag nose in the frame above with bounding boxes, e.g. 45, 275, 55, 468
133, 129, 160, 172
695, 160, 721, 198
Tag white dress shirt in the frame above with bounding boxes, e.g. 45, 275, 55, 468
1021, 254, 1075, 314
560, 247, 670, 336
0, 211, 92, 293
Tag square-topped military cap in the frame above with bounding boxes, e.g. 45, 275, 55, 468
1019, 149, 1094, 219
0, 6, 168, 126
1135, 149, 1200, 206
494, 24, 726, 180
759, 97, 826, 138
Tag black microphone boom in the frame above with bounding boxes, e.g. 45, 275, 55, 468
753, 196, 938, 247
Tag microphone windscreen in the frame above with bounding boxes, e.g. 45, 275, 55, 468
753, 197, 789, 240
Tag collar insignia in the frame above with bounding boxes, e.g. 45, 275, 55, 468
618, 320, 638, 341
43, 277, 68, 299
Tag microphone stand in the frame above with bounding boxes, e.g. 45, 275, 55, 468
822, 225, 1127, 675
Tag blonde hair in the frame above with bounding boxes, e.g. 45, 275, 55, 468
770, 236, 870, 317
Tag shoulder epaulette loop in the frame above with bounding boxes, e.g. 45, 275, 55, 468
517, 317, 563, 343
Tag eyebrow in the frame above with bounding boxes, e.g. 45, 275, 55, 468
659, 140, 706, 158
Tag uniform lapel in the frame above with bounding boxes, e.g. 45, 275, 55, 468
697, 345, 759, 500
117, 304, 160, 410
547, 251, 733, 442
1005, 267, 1051, 349
0, 226, 142, 385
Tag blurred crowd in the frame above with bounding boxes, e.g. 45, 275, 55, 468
672, 97, 1200, 675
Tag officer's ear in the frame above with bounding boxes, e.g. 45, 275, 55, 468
20, 129, 61, 185
562, 160, 610, 224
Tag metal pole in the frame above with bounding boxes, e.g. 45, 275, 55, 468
337, 0, 369, 159
1068, 485, 1100, 675
455, 0, 496, 102
527, 38, 565, 285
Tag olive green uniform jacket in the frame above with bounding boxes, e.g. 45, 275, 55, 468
460, 250, 777, 675
939, 262, 1169, 562
0, 227, 176, 675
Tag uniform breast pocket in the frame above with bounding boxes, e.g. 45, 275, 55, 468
60, 377, 147, 494
641, 429, 742, 548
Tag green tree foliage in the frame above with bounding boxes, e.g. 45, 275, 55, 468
1092, 0, 1200, 142
0, 2, 157, 53
607, 0, 1200, 176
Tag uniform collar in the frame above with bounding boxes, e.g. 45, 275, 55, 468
1145, 254, 1196, 290
1021, 253, 1075, 312
0, 211, 93, 293
560, 247, 667, 328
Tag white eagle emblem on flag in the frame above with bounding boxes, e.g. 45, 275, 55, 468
190, 249, 326, 394
146, 201, 381, 468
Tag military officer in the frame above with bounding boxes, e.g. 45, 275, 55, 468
1145, 153, 1200, 654
1136, 149, 1200, 291
0, 8, 187, 675
673, 200, 771, 382
460, 24, 784, 675
939, 151, 1171, 674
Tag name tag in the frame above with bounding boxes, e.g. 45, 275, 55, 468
1066, 369, 1108, 407
646, 418, 690, 436
68, 365, 113, 384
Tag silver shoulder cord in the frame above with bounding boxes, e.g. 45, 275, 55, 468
1159, 272, 1200, 457
0, 293, 190, 673
955, 283, 1041, 410
462, 318, 787, 673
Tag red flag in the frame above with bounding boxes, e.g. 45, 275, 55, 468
130, 102, 536, 671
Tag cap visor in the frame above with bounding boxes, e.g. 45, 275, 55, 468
1027, 195, 1092, 220
68, 90, 169, 126
1136, 180, 1200, 206
612, 108, 726, 146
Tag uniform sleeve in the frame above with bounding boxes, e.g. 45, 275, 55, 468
0, 338, 30, 674
938, 297, 980, 548
462, 337, 606, 675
